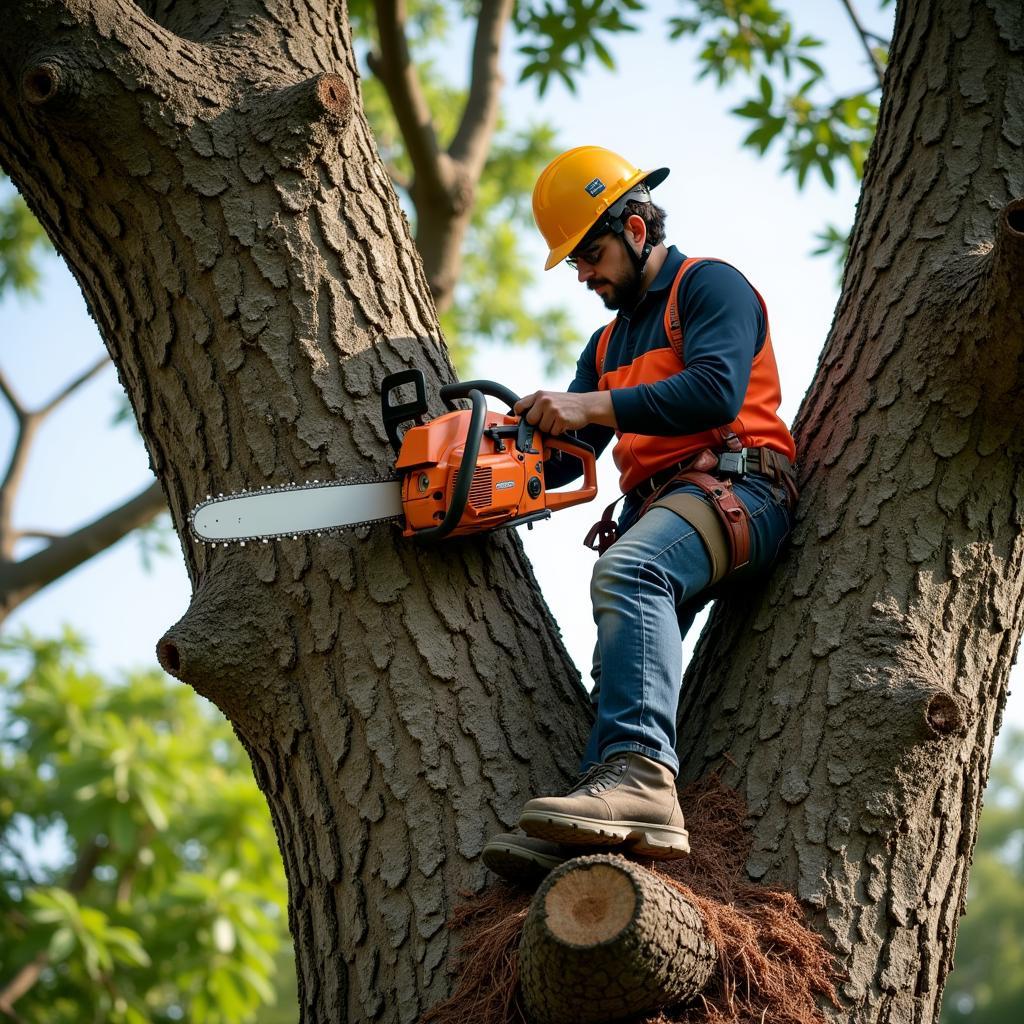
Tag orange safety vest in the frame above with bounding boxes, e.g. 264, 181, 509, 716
595, 257, 797, 494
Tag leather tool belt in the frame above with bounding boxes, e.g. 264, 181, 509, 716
583, 443, 799, 585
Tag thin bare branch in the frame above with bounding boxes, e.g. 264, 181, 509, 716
13, 530, 63, 543
0, 368, 26, 422
0, 357, 107, 559
448, 0, 515, 176
37, 356, 108, 418
0, 415, 41, 561
0, 480, 166, 621
839, 0, 887, 89
370, 0, 449, 200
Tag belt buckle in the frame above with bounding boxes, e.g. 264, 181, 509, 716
717, 449, 748, 477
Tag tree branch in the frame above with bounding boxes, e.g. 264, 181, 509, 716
0, 357, 109, 561
0, 480, 166, 621
37, 356, 107, 418
448, 0, 514, 176
6, 0, 202, 121
838, 0, 886, 89
0, 368, 26, 421
13, 530, 63, 543
0, 415, 40, 562
369, 0, 449, 201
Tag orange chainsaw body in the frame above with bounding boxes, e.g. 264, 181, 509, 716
383, 372, 598, 540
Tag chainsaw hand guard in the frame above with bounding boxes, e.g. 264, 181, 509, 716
381, 369, 429, 456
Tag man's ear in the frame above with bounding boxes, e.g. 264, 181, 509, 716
625, 213, 647, 250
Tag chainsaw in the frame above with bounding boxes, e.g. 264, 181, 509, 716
189, 370, 598, 545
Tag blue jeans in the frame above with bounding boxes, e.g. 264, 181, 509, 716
581, 472, 793, 775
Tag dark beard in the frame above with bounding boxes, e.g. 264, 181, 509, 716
592, 264, 643, 311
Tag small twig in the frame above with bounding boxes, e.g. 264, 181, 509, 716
12, 529, 62, 543
37, 355, 107, 419
0, 368, 26, 422
838, 0, 887, 89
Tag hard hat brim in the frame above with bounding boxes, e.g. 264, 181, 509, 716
543, 166, 670, 270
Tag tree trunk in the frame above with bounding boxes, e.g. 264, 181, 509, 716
2, 2, 1021, 1024
679, 2, 1024, 1021
519, 854, 716, 1024
0, 3, 590, 1021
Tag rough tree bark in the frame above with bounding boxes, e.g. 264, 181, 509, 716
0, 2, 590, 1020
0, 0, 514, 622
0, 4, 1020, 1024
679, 2, 1024, 1021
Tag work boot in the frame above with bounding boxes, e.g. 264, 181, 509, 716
518, 753, 690, 860
481, 831, 574, 884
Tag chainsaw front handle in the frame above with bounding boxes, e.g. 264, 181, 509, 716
439, 379, 539, 454
413, 387, 487, 541
439, 379, 520, 412
543, 435, 598, 513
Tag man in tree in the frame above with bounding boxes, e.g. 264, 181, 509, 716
484, 146, 799, 881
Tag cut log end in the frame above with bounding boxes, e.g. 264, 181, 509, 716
520, 855, 716, 1024
544, 863, 637, 945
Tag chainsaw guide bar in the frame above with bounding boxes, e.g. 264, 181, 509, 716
189, 476, 403, 546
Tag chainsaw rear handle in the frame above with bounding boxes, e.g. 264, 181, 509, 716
543, 435, 598, 513
414, 387, 488, 541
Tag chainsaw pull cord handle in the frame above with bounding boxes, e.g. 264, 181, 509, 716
414, 387, 487, 541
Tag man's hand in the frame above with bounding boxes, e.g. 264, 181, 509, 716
513, 390, 617, 434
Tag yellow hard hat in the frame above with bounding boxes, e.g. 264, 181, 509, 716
532, 146, 669, 270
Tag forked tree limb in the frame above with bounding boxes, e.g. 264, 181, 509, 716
448, 0, 514, 177
519, 855, 716, 1024
368, 0, 448, 202
0, 479, 166, 621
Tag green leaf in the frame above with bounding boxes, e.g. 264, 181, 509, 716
105, 926, 151, 968
0, 173, 52, 298
48, 926, 77, 964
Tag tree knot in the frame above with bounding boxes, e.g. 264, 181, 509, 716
924, 690, 965, 738
21, 56, 80, 113
312, 73, 352, 126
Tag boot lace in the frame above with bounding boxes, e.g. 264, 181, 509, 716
567, 758, 627, 796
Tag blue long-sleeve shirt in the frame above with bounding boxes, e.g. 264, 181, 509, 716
546, 246, 767, 489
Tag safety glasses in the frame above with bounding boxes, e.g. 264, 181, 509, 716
565, 239, 605, 271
